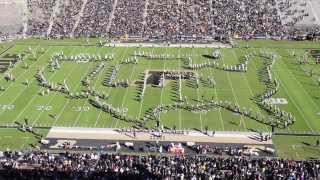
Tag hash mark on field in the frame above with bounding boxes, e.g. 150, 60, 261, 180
73, 48, 113, 127
56, 63, 94, 127
32, 49, 81, 126
0, 45, 42, 99
9, 48, 63, 124
47, 46, 88, 126
48, 47, 95, 127
72, 66, 103, 127
0, 47, 51, 116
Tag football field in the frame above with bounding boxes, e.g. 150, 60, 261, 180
0, 38, 319, 159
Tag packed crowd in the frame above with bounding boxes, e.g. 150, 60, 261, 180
49, 0, 83, 37
74, 0, 113, 37
25, 0, 313, 40
109, 0, 146, 37
0, 151, 319, 179
26, 0, 56, 36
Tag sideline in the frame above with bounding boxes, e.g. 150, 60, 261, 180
106, 42, 232, 48
46, 127, 273, 145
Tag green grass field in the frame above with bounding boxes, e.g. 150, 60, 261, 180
0, 38, 319, 159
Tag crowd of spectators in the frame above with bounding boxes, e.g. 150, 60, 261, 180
26, 0, 56, 36
109, 0, 146, 37
24, 0, 317, 40
145, 0, 182, 40
49, 0, 83, 37
0, 151, 319, 179
74, 0, 114, 37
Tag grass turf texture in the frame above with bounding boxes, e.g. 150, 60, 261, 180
0, 39, 319, 159
0, 128, 48, 151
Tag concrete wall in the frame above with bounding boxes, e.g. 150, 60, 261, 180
0, 0, 25, 34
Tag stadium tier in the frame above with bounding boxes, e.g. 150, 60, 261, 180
0, 0, 319, 40
26, 0, 319, 40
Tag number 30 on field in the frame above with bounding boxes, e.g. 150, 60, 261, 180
72, 106, 90, 112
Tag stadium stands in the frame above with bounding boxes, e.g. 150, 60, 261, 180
0, 151, 319, 179
21, 0, 319, 40
1, 0, 320, 179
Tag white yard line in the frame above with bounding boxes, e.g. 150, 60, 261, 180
31, 49, 82, 126
49, 46, 89, 126
108, 47, 131, 128
0, 47, 51, 117
207, 49, 224, 131
221, 55, 246, 130
196, 88, 203, 130
114, 65, 137, 128
93, 48, 119, 127
159, 53, 166, 104
191, 48, 203, 131
137, 48, 154, 120
71, 64, 104, 127
53, 64, 95, 126
158, 47, 167, 122
83, 67, 109, 127
233, 50, 268, 132
11, 47, 69, 124
94, 47, 128, 128
49, 50, 94, 127
93, 69, 113, 127
72, 48, 112, 127
92, 67, 116, 127
10, 65, 61, 124
292, 145, 301, 159
277, 76, 314, 132
274, 52, 318, 132
279, 60, 320, 110
0, 45, 42, 99
178, 47, 182, 129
